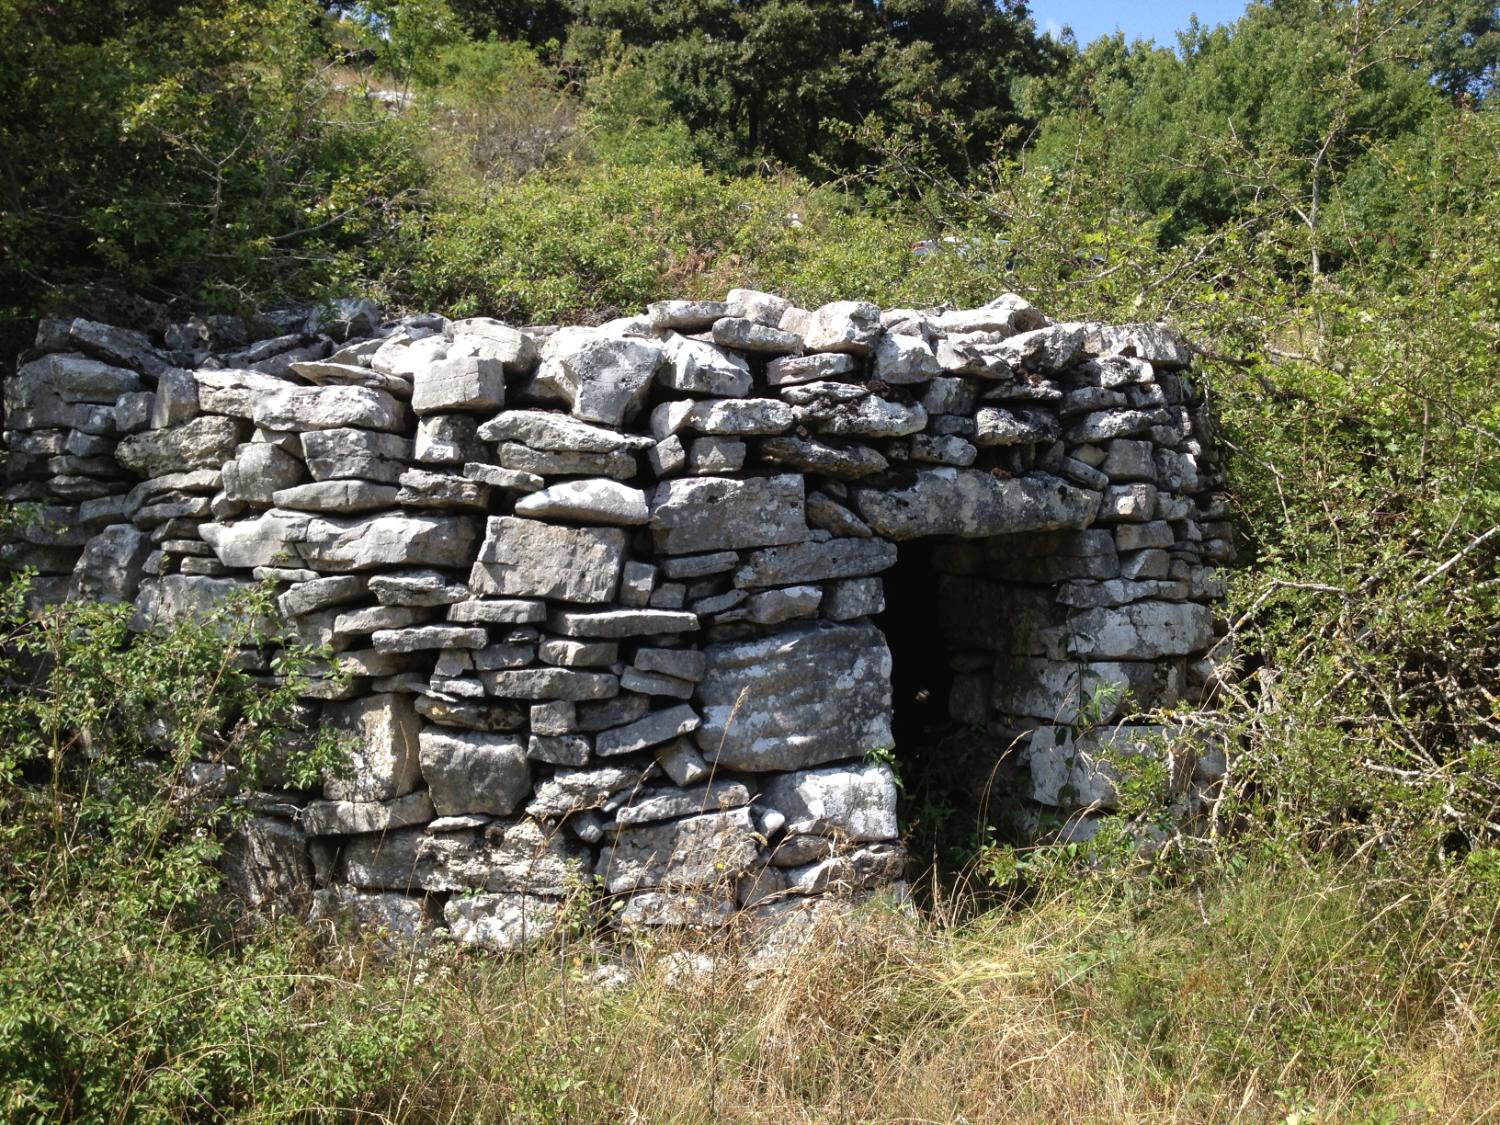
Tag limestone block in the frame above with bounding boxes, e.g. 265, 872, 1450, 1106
223, 443, 306, 504
597, 807, 760, 893
733, 538, 895, 588
414, 414, 485, 464
301, 791, 436, 836
696, 622, 892, 771
595, 703, 701, 756
68, 523, 151, 604
873, 332, 940, 383
615, 781, 752, 826
418, 729, 531, 816
300, 427, 412, 483
411, 355, 505, 414
711, 317, 803, 354
221, 816, 314, 913
340, 820, 587, 895
6, 354, 142, 431
761, 762, 898, 841
527, 763, 656, 819
1064, 601, 1215, 660
323, 693, 422, 803
540, 332, 662, 426
445, 894, 559, 952
116, 415, 242, 476
660, 335, 752, 397
803, 300, 880, 354
201, 510, 480, 571
251, 385, 406, 432
513, 478, 649, 525
469, 516, 625, 603
765, 352, 860, 387
477, 408, 653, 452
649, 474, 807, 554
853, 469, 1098, 540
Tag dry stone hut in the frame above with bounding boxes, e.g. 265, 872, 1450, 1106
3, 290, 1231, 948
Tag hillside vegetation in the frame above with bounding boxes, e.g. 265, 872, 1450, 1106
2, 0, 1499, 1119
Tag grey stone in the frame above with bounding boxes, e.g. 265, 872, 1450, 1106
415, 694, 528, 732
323, 693, 422, 802
765, 352, 860, 387
660, 335, 752, 397
725, 288, 790, 326
1027, 724, 1179, 810
482, 668, 619, 701
546, 607, 699, 638
687, 399, 794, 435
445, 893, 559, 952
597, 807, 759, 893
853, 469, 1098, 540
67, 318, 171, 376
497, 441, 637, 480
1065, 409, 1159, 443
635, 647, 705, 682
778, 844, 904, 896
394, 468, 489, 510
307, 297, 380, 341
368, 570, 468, 607
340, 820, 586, 895
221, 816, 313, 913
192, 369, 292, 419
538, 332, 662, 426
997, 322, 1087, 372
746, 585, 822, 624
414, 413, 485, 464
150, 368, 200, 429
655, 739, 710, 786
873, 332, 939, 383
5, 354, 143, 431
686, 437, 746, 475
619, 560, 656, 607
615, 781, 752, 826
301, 791, 435, 836
132, 575, 256, 634
300, 427, 412, 483
68, 524, 151, 603
290, 360, 410, 397
620, 667, 695, 699
650, 474, 807, 554
760, 436, 888, 479
251, 385, 405, 432
469, 517, 625, 603
803, 301, 880, 354
201, 510, 479, 571
447, 598, 548, 624
513, 478, 649, 525
527, 763, 654, 820
278, 575, 367, 617
478, 408, 652, 453
222, 443, 306, 505
648, 299, 734, 331
272, 480, 399, 512
1064, 601, 1214, 660
595, 703, 701, 757
527, 734, 591, 766
806, 493, 871, 538
115, 415, 242, 476
733, 538, 896, 588
712, 317, 802, 354
115, 391, 155, 434
1099, 483, 1157, 522
823, 577, 884, 621
373, 626, 488, 652
333, 604, 430, 637
463, 462, 545, 492
411, 355, 505, 414
540, 638, 618, 667
660, 552, 738, 580
418, 729, 531, 816
974, 406, 1060, 446
761, 763, 899, 841
472, 642, 535, 670
795, 390, 927, 438
530, 700, 577, 736
1115, 520, 1176, 551
447, 318, 538, 372
696, 622, 892, 771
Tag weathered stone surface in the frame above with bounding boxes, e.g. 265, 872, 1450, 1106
463, 462, 544, 492
341, 820, 587, 895
1065, 601, 1215, 660
252, 385, 406, 433
300, 427, 412, 483
482, 667, 619, 702
761, 763, 898, 841
635, 647, 706, 682
477, 408, 652, 452
650, 474, 807, 554
411, 356, 505, 414
746, 585, 822, 624
447, 597, 547, 624
1027, 724, 1179, 810
497, 441, 636, 480
68, 318, 171, 376
414, 413, 485, 464
733, 538, 896, 588
597, 807, 759, 893
697, 622, 892, 771
853, 469, 1098, 540
323, 693, 423, 803
132, 575, 255, 633
116, 415, 242, 476
470, 516, 625, 603
660, 335, 752, 397
69, 524, 151, 603
302, 791, 436, 836
621, 666, 695, 698
527, 763, 655, 819
760, 435, 888, 479
222, 443, 306, 504
998, 322, 1087, 372
201, 510, 479, 571
310, 887, 437, 943
290, 359, 410, 397
448, 318, 538, 371
272, 480, 400, 512
974, 406, 1061, 446
394, 468, 489, 510
803, 301, 880, 354
687, 399, 794, 435
278, 574, 366, 617
615, 780, 751, 826
445, 893, 559, 952
6, 354, 143, 430
538, 332, 662, 426
513, 478, 649, 525
373, 625, 488, 652
765, 352, 860, 387
546, 607, 699, 638
873, 332, 940, 383
648, 299, 734, 331
795, 390, 927, 438
595, 703, 700, 756
418, 729, 531, 816
193, 369, 293, 418
823, 576, 884, 621
221, 817, 313, 913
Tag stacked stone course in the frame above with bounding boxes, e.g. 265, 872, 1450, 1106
3, 290, 1230, 948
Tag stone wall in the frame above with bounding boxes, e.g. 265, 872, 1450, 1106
3, 290, 1230, 947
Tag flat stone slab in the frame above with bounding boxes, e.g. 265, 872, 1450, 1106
546, 608, 699, 638
733, 538, 896, 588
341, 820, 588, 895
252, 385, 406, 432
853, 469, 1099, 540
469, 516, 625, 603
596, 807, 760, 893
301, 791, 435, 837
761, 763, 899, 841
649, 474, 808, 554
595, 703, 701, 757
513, 478, 649, 525
201, 510, 480, 571
696, 622, 893, 771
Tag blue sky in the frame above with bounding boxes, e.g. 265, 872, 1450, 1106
1030, 0, 1250, 48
